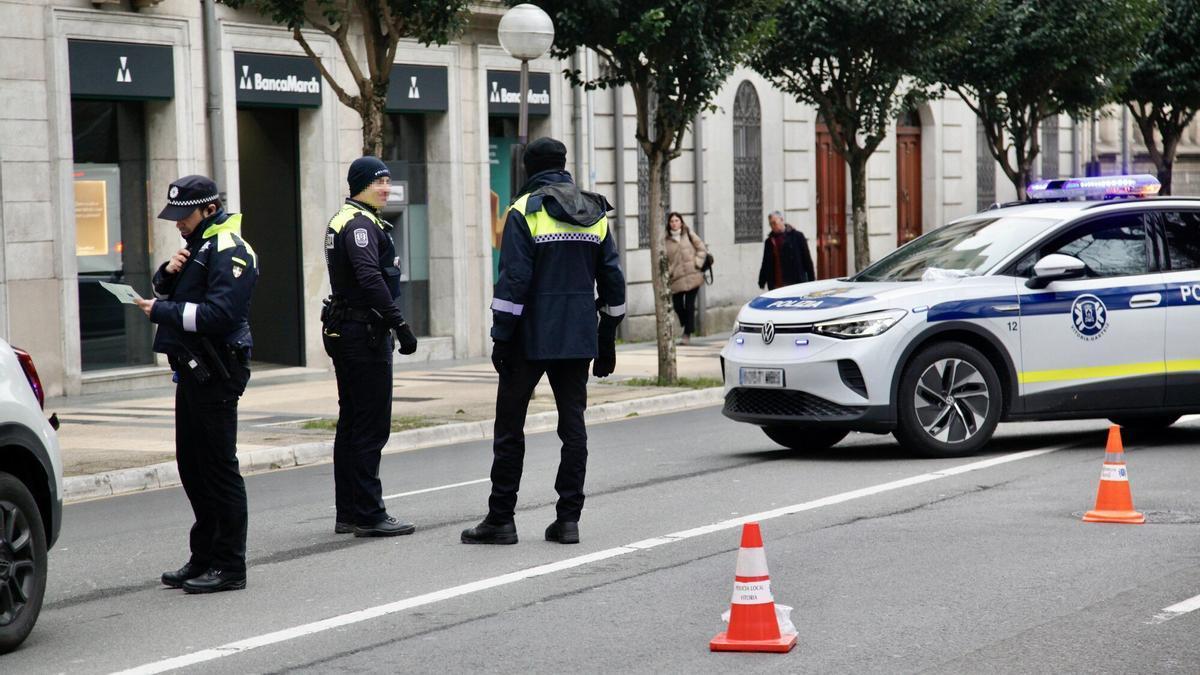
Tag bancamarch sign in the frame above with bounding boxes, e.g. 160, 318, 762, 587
234, 52, 322, 108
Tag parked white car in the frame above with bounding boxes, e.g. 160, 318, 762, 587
0, 338, 62, 652
722, 174, 1200, 456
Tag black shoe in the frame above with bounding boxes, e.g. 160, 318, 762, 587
161, 563, 205, 589
461, 520, 518, 545
334, 521, 354, 534
545, 520, 580, 544
182, 568, 246, 594
354, 516, 416, 537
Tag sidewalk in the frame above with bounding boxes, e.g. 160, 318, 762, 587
51, 337, 727, 500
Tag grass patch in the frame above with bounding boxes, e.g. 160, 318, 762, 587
621, 376, 723, 389
301, 415, 443, 432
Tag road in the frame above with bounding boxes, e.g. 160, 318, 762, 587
11, 407, 1200, 673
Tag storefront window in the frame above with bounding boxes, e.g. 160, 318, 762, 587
72, 100, 154, 371
383, 113, 431, 336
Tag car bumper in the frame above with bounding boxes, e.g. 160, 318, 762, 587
721, 387, 894, 431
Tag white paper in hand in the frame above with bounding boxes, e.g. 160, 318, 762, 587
99, 281, 144, 305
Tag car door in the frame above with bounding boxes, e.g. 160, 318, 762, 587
1017, 211, 1166, 413
1156, 209, 1200, 407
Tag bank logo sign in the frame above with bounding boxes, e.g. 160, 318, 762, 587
116, 56, 132, 83
385, 64, 449, 113
486, 70, 552, 117
234, 52, 322, 108
69, 40, 174, 100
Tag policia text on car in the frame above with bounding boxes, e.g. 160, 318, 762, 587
322, 157, 420, 537
462, 137, 627, 546
135, 175, 258, 594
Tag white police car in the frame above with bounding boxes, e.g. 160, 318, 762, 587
722, 174, 1200, 456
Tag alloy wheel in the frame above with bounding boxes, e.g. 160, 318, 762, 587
0, 501, 36, 627
913, 357, 990, 444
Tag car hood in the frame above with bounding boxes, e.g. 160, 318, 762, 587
738, 277, 1010, 324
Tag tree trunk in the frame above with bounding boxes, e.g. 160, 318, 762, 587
646, 153, 677, 385
848, 156, 869, 273
1159, 159, 1174, 196
360, 93, 386, 157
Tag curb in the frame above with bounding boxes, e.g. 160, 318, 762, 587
63, 387, 724, 503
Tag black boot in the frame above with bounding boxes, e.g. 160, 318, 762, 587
461, 519, 518, 545
545, 520, 580, 544
161, 562, 205, 589
354, 516, 416, 538
334, 521, 354, 534
182, 568, 247, 594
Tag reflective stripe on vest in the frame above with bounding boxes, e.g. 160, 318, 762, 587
201, 213, 258, 266
328, 203, 387, 234
511, 194, 608, 245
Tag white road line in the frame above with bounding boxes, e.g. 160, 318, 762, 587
114, 446, 1061, 675
383, 478, 490, 501
1148, 592, 1200, 624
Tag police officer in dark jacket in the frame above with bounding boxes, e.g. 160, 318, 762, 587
321, 157, 419, 537
462, 137, 626, 546
135, 175, 257, 593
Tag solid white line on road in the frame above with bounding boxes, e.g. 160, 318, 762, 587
1147, 591, 1200, 625
383, 478, 490, 501
114, 446, 1061, 675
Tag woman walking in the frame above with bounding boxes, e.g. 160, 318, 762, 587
665, 212, 708, 345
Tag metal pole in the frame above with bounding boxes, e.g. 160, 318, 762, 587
692, 112, 705, 335
571, 50, 584, 186
518, 60, 530, 145
612, 84, 627, 341
201, 0, 226, 199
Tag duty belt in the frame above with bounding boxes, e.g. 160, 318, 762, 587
340, 307, 376, 323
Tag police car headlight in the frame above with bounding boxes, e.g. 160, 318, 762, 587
813, 309, 907, 339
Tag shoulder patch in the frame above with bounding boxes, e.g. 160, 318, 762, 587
325, 232, 335, 250
354, 228, 369, 248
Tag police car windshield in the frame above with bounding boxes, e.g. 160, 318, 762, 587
853, 216, 1058, 282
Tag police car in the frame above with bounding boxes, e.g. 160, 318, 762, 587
722, 174, 1200, 456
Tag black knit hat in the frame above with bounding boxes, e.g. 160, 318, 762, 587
348, 156, 391, 197
523, 137, 567, 176
158, 175, 220, 221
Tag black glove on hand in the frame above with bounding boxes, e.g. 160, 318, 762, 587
491, 340, 513, 374
593, 314, 621, 378
393, 322, 418, 355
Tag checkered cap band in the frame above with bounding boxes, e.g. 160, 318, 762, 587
167, 194, 220, 207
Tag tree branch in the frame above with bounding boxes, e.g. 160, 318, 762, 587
292, 27, 357, 109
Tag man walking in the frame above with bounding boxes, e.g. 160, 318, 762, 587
136, 175, 257, 593
321, 156, 419, 537
462, 137, 626, 546
758, 210, 816, 290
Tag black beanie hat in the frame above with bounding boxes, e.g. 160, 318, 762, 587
348, 156, 390, 197
523, 137, 567, 176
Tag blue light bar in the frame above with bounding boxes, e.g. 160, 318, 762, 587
1026, 174, 1160, 201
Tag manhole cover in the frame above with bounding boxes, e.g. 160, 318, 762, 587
1071, 511, 1200, 524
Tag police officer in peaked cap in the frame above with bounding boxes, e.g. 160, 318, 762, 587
462, 137, 626, 546
135, 175, 258, 593
321, 157, 419, 537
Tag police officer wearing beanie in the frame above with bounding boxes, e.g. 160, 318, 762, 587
135, 175, 258, 593
462, 137, 626, 546
321, 157, 419, 537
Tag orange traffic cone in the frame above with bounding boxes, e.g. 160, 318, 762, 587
1083, 425, 1144, 524
710, 522, 797, 653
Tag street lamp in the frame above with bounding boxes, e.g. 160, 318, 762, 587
498, 3, 554, 190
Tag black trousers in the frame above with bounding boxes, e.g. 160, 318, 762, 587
672, 287, 699, 336
488, 355, 591, 524
175, 354, 250, 574
327, 321, 392, 526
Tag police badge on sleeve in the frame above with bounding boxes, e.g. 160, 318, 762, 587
354, 229, 370, 248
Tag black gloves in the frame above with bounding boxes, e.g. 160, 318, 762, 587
594, 314, 621, 378
491, 340, 513, 374
393, 322, 418, 355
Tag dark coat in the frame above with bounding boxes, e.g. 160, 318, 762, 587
324, 198, 405, 327
491, 170, 626, 360
758, 225, 816, 289
150, 210, 258, 355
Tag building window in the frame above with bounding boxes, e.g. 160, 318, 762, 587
976, 122, 996, 211
733, 81, 763, 243
1041, 116, 1060, 179
382, 113, 431, 336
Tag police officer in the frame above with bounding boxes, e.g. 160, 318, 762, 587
461, 137, 626, 546
322, 157, 419, 537
135, 175, 257, 593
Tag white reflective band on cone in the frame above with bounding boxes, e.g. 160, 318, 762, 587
731, 580, 773, 605
1100, 463, 1130, 482
734, 546, 770, 578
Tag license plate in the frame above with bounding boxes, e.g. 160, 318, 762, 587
739, 367, 785, 387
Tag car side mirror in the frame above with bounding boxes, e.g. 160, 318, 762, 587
1025, 253, 1087, 289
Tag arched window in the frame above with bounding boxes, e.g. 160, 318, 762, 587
733, 81, 763, 243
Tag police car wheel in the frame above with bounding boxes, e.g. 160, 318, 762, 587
894, 342, 1001, 458
1108, 415, 1180, 431
0, 472, 47, 654
762, 426, 848, 451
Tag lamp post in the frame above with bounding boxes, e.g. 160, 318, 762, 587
498, 3, 554, 191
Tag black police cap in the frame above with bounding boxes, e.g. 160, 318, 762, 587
158, 175, 220, 221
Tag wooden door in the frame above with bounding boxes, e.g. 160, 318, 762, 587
815, 122, 847, 278
896, 116, 923, 246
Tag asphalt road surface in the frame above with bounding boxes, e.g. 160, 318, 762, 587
12, 407, 1200, 673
